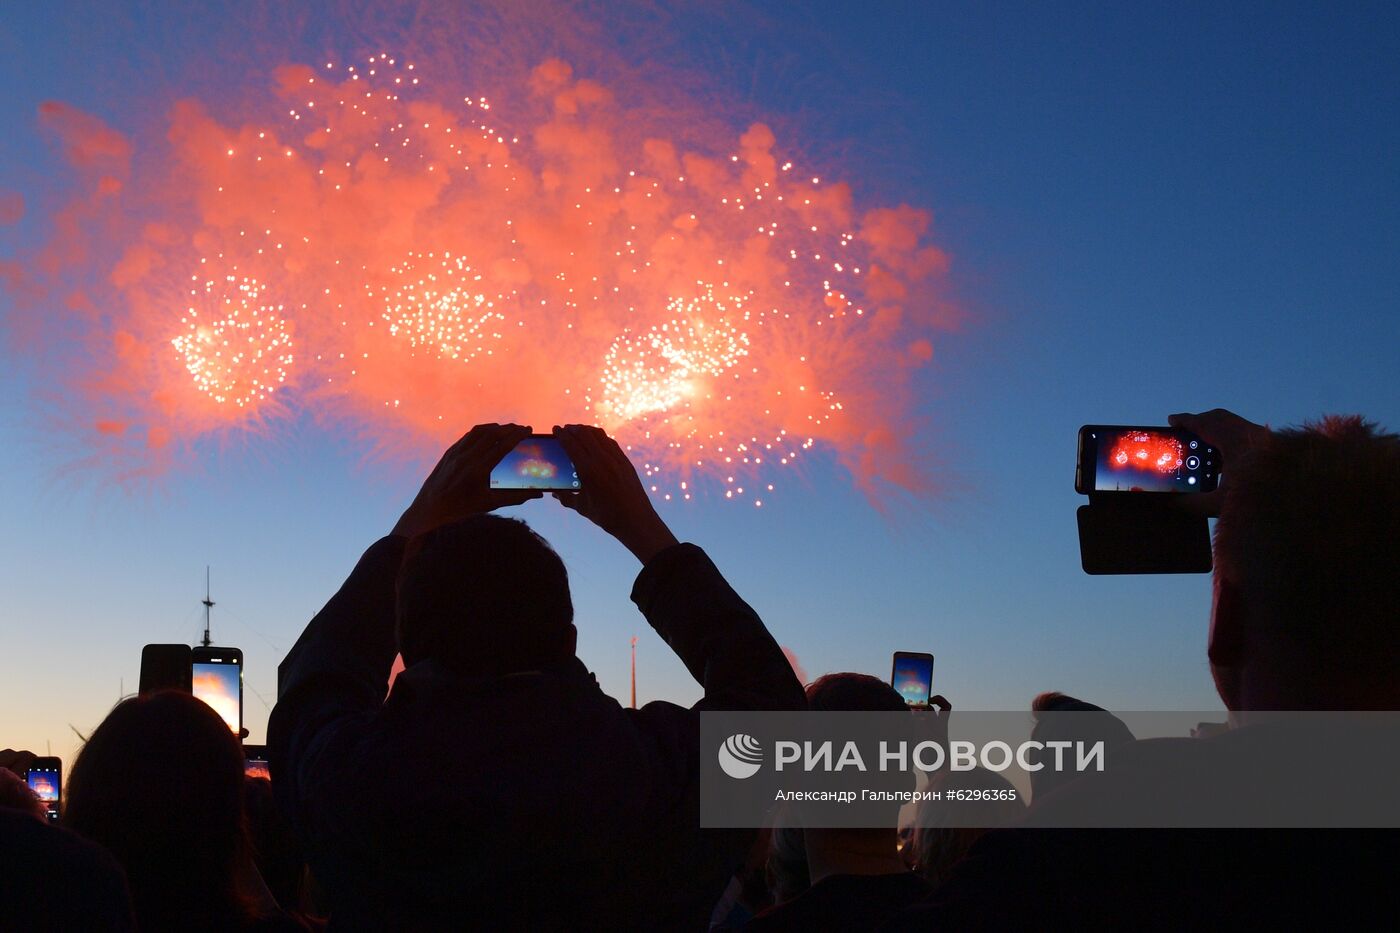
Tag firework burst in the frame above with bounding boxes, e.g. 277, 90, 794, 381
12, 52, 956, 503
171, 272, 294, 409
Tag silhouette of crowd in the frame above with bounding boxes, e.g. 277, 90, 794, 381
3, 412, 1399, 931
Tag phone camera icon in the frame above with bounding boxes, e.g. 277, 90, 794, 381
1189, 440, 1199, 450
1186, 455, 1201, 470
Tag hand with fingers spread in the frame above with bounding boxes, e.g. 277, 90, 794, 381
391, 423, 542, 539
550, 424, 680, 564
1167, 409, 1271, 517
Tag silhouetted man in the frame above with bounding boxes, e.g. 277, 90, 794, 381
269, 423, 806, 930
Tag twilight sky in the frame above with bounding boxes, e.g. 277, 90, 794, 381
2, 1, 1397, 764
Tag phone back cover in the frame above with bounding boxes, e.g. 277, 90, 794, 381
139, 643, 193, 693
1077, 501, 1212, 574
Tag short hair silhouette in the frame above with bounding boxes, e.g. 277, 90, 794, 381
1213, 415, 1400, 686
63, 690, 254, 928
806, 672, 908, 712
803, 673, 913, 811
397, 514, 575, 677
1028, 691, 1136, 801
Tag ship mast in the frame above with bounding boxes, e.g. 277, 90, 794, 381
200, 566, 215, 648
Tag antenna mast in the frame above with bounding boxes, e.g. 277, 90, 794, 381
201, 566, 215, 647
630, 636, 638, 709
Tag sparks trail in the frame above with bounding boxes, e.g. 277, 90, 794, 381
15, 54, 956, 504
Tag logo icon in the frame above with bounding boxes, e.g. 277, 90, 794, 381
718, 733, 763, 779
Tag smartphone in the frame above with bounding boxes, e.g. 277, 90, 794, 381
25, 757, 61, 823
139, 643, 193, 694
243, 743, 270, 781
891, 651, 935, 707
191, 646, 243, 735
489, 434, 581, 492
1076, 425, 1220, 495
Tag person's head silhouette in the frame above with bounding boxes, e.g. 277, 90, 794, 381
63, 690, 252, 928
397, 513, 577, 677
1208, 415, 1400, 710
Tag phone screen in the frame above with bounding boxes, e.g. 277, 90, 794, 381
26, 759, 61, 822
192, 652, 242, 734
891, 653, 934, 707
489, 435, 581, 491
1077, 426, 1219, 494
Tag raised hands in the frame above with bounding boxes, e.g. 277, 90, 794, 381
551, 424, 679, 564
392, 423, 542, 539
394, 422, 679, 563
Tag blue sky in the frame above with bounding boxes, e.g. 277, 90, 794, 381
2, 1, 1397, 763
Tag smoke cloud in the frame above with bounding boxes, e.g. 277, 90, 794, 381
2, 2, 960, 504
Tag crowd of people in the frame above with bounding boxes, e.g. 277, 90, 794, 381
2, 411, 1398, 930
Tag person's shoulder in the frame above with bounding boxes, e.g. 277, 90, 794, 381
0, 808, 124, 874
0, 810, 134, 929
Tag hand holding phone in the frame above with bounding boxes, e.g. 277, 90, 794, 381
551, 425, 679, 565
392, 423, 543, 539
1167, 409, 1270, 517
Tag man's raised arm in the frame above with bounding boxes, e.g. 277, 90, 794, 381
553, 424, 805, 712
268, 423, 541, 808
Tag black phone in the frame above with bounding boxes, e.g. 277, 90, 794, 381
139, 643, 193, 694
26, 757, 62, 823
243, 743, 270, 781
489, 434, 581, 492
191, 646, 243, 735
891, 651, 935, 707
1076, 425, 1220, 495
